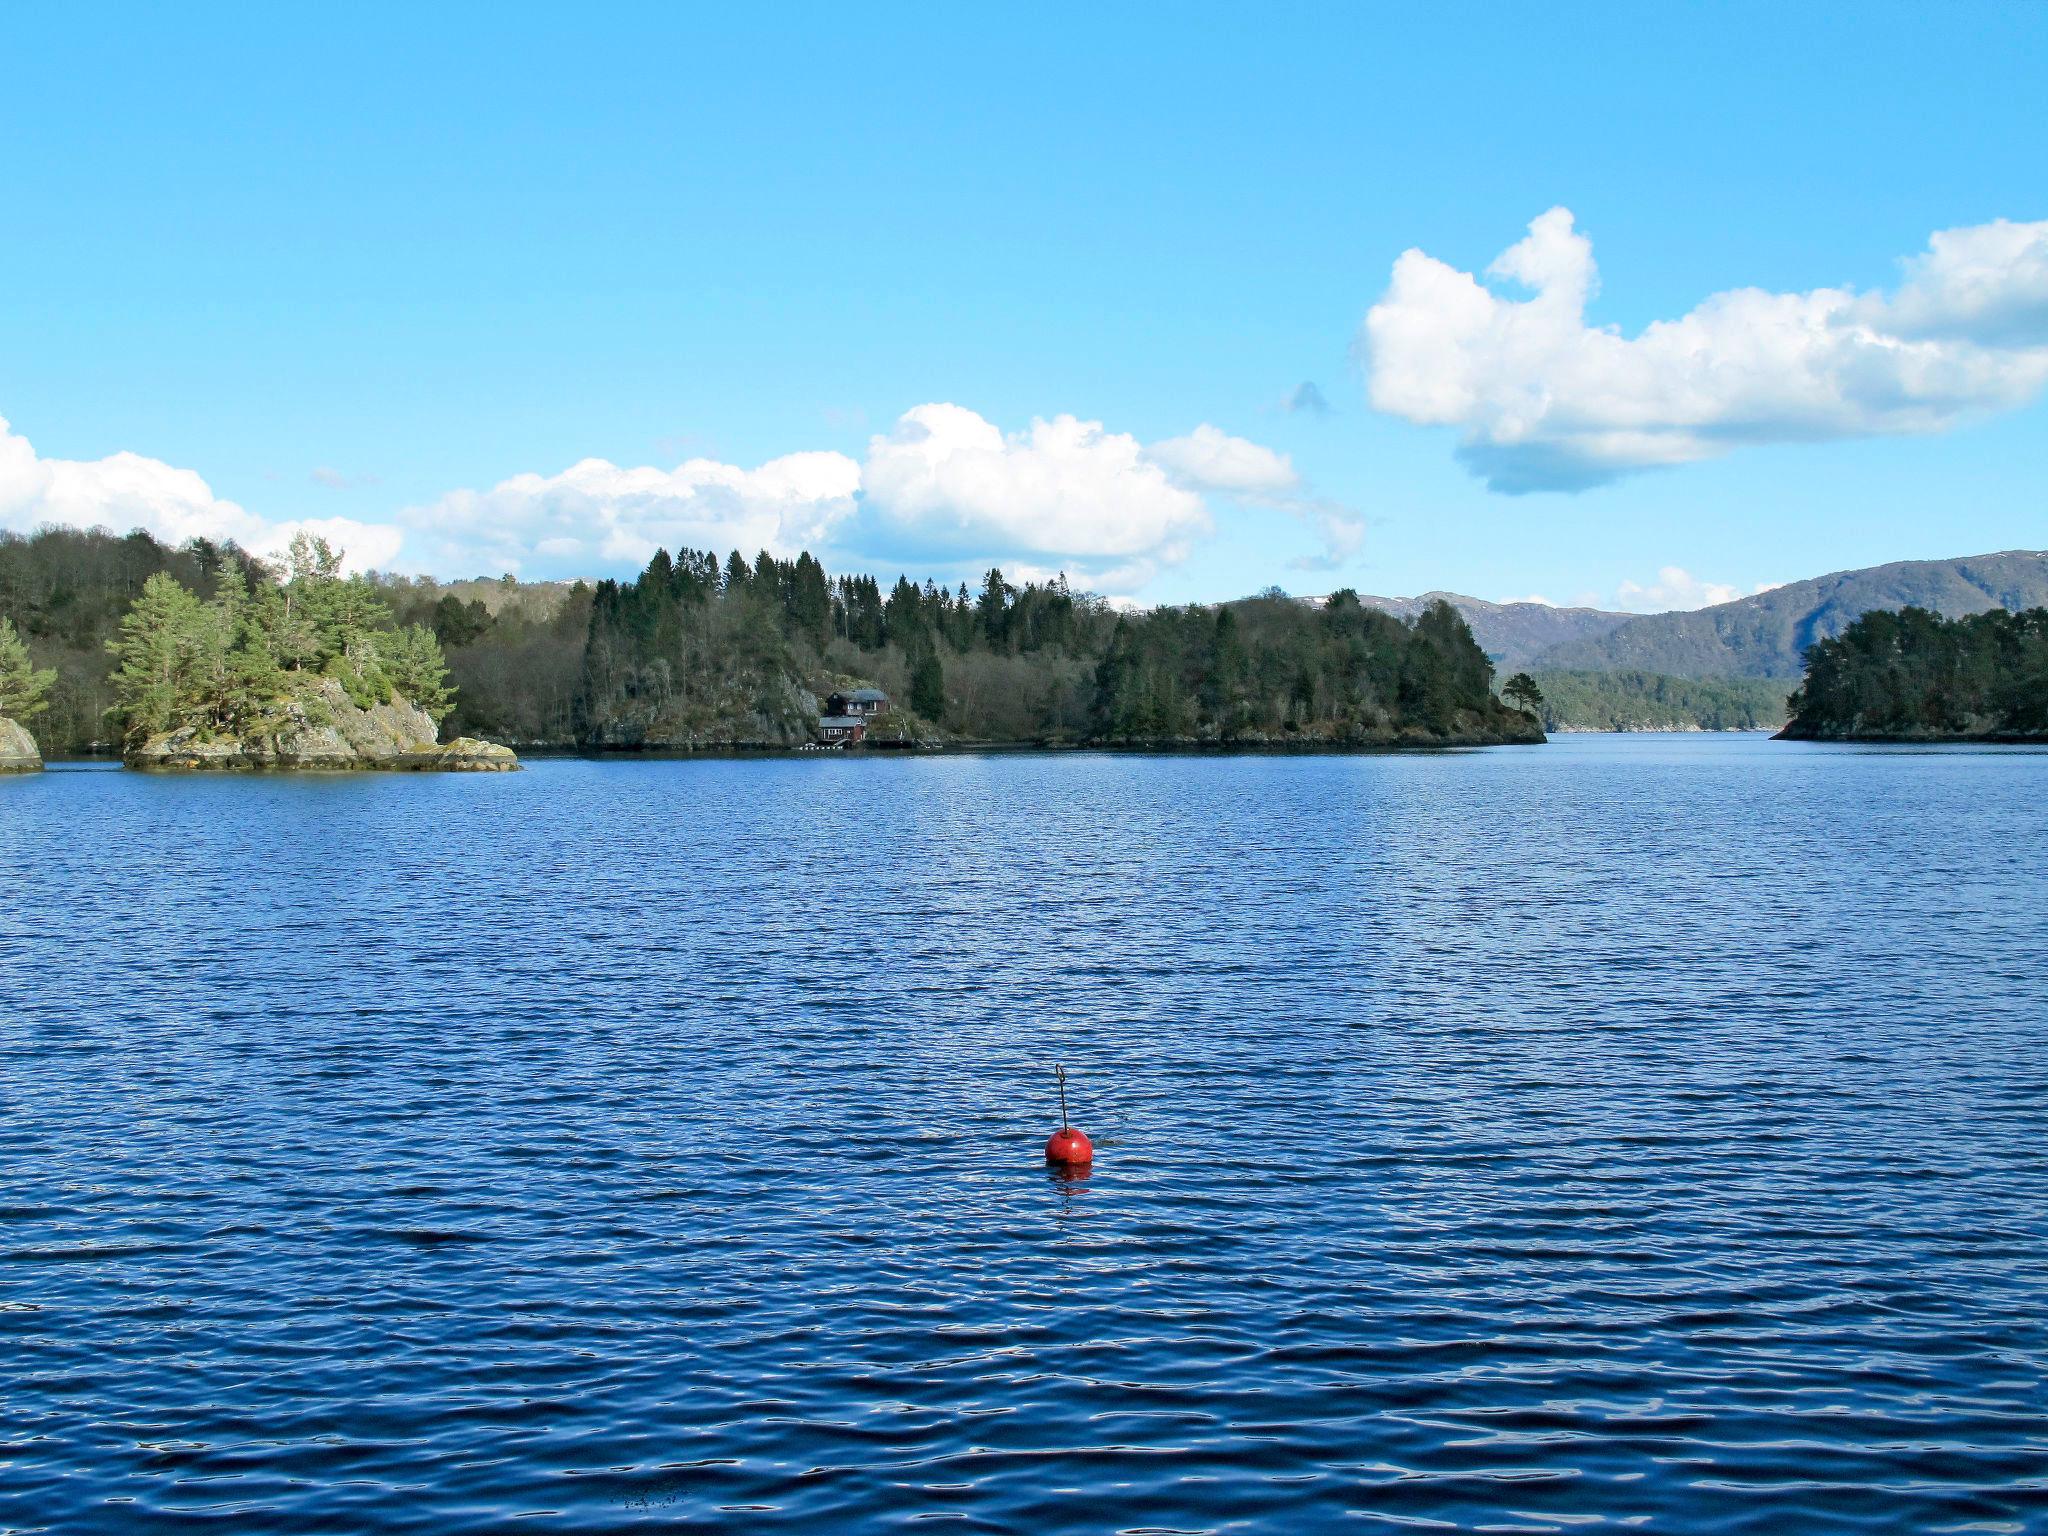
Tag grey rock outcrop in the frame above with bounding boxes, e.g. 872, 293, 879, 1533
126, 678, 519, 771
0, 716, 42, 772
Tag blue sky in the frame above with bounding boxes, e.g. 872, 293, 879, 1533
1, 2, 2043, 609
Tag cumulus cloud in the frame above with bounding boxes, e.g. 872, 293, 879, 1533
1146, 423, 1300, 495
0, 414, 402, 570
1361, 209, 2048, 492
859, 405, 1349, 587
1614, 567, 1782, 613
861, 403, 1214, 563
405, 450, 862, 575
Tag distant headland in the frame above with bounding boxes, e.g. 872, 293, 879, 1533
1778, 604, 2048, 743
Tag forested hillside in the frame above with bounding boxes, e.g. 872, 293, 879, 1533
573, 551, 1534, 747
1526, 671, 1793, 733
1781, 605, 2048, 740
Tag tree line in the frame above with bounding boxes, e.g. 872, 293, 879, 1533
1784, 604, 2048, 738
3, 525, 1527, 750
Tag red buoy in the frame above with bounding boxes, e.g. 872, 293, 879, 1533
1045, 1125, 1094, 1165
1045, 1064, 1093, 1166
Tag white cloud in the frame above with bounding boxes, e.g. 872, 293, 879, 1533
859, 405, 1348, 590
1613, 567, 1783, 613
861, 403, 1212, 562
405, 449, 862, 575
1361, 208, 2048, 492
1881, 219, 2048, 345
0, 414, 402, 570
1146, 423, 1300, 495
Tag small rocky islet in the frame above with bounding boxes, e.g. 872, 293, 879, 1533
124, 677, 517, 772
2, 535, 518, 776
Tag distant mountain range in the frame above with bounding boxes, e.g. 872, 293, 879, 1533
1356, 550, 2048, 678
1352, 591, 1630, 672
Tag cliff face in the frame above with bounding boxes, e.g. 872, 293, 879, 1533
126, 678, 518, 771
579, 667, 822, 750
0, 717, 42, 772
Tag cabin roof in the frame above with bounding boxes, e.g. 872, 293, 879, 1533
848, 688, 888, 702
819, 714, 864, 728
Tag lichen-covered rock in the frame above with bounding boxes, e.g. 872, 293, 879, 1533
0, 716, 42, 773
393, 737, 521, 771
126, 678, 519, 772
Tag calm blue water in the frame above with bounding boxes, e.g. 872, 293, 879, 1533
3, 735, 2046, 1534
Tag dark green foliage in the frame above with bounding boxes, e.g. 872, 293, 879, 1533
571, 545, 1120, 745
431, 595, 493, 647
910, 648, 945, 720
1784, 605, 2048, 739
1501, 673, 1543, 715
1089, 593, 1511, 743
1524, 670, 1793, 732
0, 616, 57, 720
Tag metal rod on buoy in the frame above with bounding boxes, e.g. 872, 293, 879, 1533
1045, 1063, 1093, 1166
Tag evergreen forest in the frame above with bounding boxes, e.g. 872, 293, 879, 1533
1782, 605, 2048, 739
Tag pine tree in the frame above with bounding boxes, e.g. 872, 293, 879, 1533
0, 617, 57, 720
383, 625, 456, 724
910, 648, 945, 721
976, 568, 1011, 650
107, 572, 207, 741
1502, 672, 1544, 716
790, 554, 831, 645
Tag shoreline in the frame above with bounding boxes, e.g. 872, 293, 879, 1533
41, 736, 1550, 767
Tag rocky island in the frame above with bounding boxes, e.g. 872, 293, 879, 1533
107, 535, 517, 772
127, 677, 517, 770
